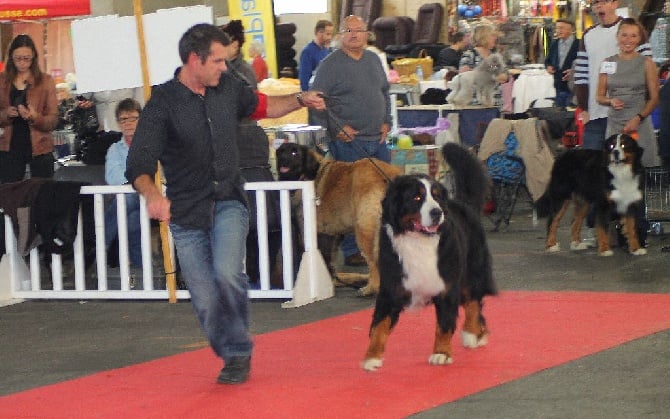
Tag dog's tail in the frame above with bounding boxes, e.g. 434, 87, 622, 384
442, 143, 488, 212
534, 191, 551, 218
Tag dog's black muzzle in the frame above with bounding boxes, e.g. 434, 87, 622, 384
430, 208, 443, 225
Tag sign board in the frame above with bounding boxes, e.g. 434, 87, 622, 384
228, 0, 277, 79
0, 0, 90, 20
72, 6, 212, 93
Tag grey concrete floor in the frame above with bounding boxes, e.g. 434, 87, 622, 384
1, 202, 669, 418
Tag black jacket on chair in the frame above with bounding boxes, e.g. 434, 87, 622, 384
544, 37, 579, 94
0, 179, 85, 256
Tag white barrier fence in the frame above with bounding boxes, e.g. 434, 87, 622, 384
0, 181, 333, 307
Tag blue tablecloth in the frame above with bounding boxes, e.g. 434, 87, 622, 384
397, 107, 499, 146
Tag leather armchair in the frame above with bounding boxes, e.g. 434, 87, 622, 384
380, 3, 445, 62
339, 0, 382, 29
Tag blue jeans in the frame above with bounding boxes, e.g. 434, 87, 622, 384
170, 200, 253, 362
329, 139, 391, 257
582, 117, 607, 151
554, 90, 572, 108
105, 193, 142, 267
329, 139, 391, 163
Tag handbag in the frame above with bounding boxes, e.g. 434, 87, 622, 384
79, 131, 121, 165
71, 104, 100, 136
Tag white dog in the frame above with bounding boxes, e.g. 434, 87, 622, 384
447, 53, 506, 107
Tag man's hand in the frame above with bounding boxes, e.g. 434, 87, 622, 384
134, 174, 171, 223
145, 191, 171, 223
546, 65, 556, 74
561, 68, 573, 82
336, 124, 359, 142
301, 91, 326, 110
379, 123, 390, 144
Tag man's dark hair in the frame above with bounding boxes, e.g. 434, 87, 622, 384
178, 23, 231, 64
315, 19, 333, 34
115, 98, 142, 120
556, 19, 575, 27
451, 32, 465, 44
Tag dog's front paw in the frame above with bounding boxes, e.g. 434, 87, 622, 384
546, 243, 560, 252
361, 358, 383, 371
631, 248, 647, 256
428, 353, 453, 365
598, 249, 614, 257
461, 330, 488, 348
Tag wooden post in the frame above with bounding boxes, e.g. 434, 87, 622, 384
133, 0, 177, 303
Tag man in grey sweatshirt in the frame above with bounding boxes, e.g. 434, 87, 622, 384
310, 15, 392, 266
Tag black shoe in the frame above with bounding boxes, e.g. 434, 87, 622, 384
217, 356, 250, 384
344, 252, 367, 267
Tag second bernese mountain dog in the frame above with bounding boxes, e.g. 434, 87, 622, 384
362, 143, 497, 371
535, 133, 646, 256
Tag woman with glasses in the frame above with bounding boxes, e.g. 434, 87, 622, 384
0, 34, 58, 183
104, 98, 143, 268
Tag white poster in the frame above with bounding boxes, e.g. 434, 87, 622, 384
144, 6, 214, 86
71, 6, 213, 93
71, 15, 143, 93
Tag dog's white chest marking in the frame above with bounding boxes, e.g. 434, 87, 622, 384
609, 164, 641, 214
387, 227, 444, 309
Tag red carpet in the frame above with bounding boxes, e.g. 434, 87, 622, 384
1, 291, 669, 418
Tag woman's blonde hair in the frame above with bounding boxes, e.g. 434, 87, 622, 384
472, 25, 495, 48
248, 41, 265, 56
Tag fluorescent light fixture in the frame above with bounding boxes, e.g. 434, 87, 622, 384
274, 0, 327, 14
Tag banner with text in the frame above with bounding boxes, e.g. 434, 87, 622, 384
228, 0, 277, 79
0, 0, 90, 20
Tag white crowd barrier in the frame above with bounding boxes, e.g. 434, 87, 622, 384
0, 182, 333, 307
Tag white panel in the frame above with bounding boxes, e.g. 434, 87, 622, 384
144, 6, 214, 86
71, 15, 143, 93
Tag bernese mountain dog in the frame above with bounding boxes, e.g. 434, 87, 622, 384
362, 143, 497, 371
535, 133, 646, 256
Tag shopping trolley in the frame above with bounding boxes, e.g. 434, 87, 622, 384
644, 166, 670, 235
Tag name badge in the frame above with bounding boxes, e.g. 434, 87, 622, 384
600, 61, 617, 75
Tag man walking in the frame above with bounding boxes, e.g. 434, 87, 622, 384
125, 24, 324, 385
